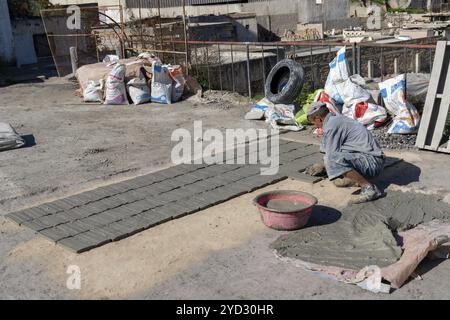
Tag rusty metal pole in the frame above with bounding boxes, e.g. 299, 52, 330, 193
352, 43, 357, 75
429, 48, 432, 74
230, 44, 235, 93
194, 44, 199, 78
206, 46, 211, 91
404, 47, 408, 97
95, 34, 100, 62
246, 43, 252, 99
182, 0, 189, 75
157, 0, 163, 61
403, 47, 408, 74
394, 57, 399, 75
218, 44, 223, 93
172, 34, 176, 64
415, 52, 421, 73
357, 45, 361, 75
119, 4, 125, 58
368, 60, 374, 78
139, 0, 143, 48
261, 44, 266, 89
310, 45, 314, 90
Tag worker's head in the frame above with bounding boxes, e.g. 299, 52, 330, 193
307, 102, 330, 128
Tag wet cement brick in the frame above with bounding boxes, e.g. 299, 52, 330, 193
20, 219, 50, 232
39, 227, 71, 242
8, 141, 321, 253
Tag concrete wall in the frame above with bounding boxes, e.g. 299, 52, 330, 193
198, 51, 280, 95
233, 16, 258, 42
0, 1, 14, 63
243, 0, 353, 36
190, 14, 258, 42
50, 0, 120, 6
408, 0, 444, 10
51, 0, 355, 39
11, 19, 47, 66
126, 0, 353, 37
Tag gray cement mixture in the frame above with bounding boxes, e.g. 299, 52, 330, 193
272, 191, 450, 270
266, 199, 310, 212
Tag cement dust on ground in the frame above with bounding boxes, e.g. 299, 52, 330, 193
0, 179, 350, 299
0, 79, 267, 214
3, 175, 450, 299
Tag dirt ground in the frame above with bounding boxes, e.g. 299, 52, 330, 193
1, 78, 450, 300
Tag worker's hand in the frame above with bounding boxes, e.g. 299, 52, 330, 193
305, 163, 326, 177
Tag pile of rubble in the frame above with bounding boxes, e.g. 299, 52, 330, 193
372, 125, 418, 150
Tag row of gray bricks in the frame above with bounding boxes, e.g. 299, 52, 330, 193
7, 141, 322, 253
8, 141, 319, 222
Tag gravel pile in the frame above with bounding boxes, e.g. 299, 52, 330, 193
371, 125, 418, 150
202, 90, 250, 110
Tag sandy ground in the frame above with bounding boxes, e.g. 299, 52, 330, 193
0, 79, 265, 213
1, 78, 450, 299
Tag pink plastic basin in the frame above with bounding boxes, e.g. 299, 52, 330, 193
253, 190, 318, 231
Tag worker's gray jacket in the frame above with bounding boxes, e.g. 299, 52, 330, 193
320, 113, 384, 158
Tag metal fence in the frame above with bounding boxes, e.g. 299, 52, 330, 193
41, 2, 442, 103
181, 39, 440, 100
41, 5, 126, 77
41, 3, 189, 77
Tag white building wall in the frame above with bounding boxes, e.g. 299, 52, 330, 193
49, 0, 353, 37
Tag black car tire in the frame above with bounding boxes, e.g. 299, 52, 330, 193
265, 59, 305, 104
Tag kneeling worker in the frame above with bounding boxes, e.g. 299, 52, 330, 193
305, 102, 385, 204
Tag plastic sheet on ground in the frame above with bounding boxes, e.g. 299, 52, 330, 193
275, 219, 450, 294
245, 98, 273, 120
266, 104, 304, 131
381, 220, 450, 289
245, 98, 303, 131
0, 123, 25, 151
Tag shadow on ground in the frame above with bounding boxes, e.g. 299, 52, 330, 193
372, 161, 421, 192
0, 58, 57, 88
22, 134, 36, 148
305, 205, 342, 228
398, 258, 447, 289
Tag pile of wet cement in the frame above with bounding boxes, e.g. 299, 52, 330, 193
267, 199, 310, 212
272, 191, 450, 270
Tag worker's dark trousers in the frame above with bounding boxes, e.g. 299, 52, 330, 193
324, 151, 385, 181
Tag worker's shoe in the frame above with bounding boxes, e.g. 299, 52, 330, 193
349, 184, 383, 204
333, 177, 359, 188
